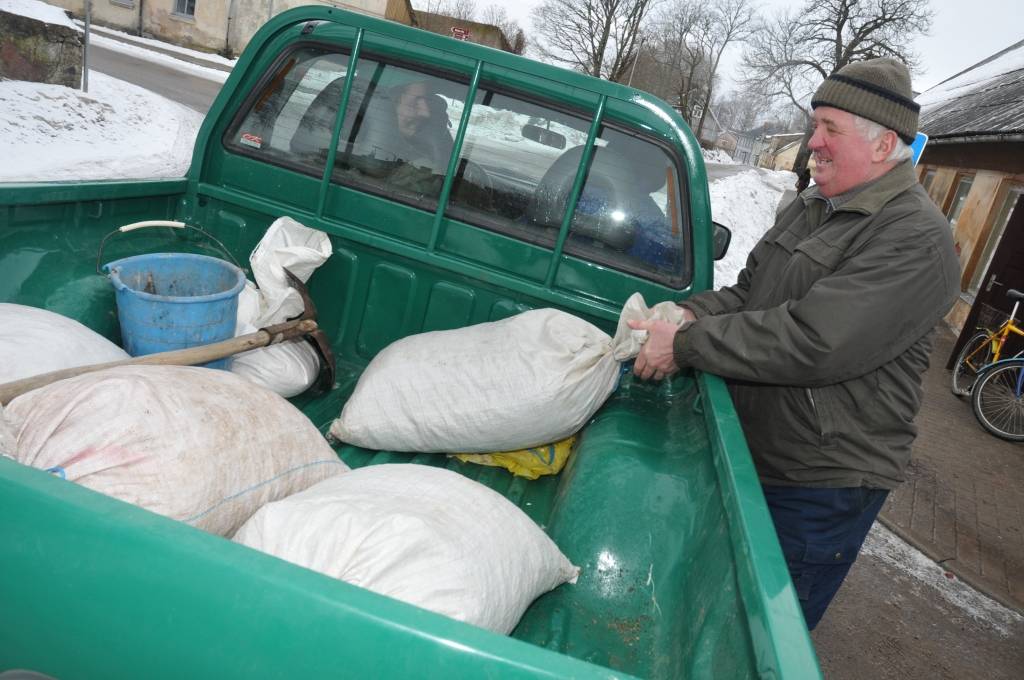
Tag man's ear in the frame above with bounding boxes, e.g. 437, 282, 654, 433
873, 129, 898, 162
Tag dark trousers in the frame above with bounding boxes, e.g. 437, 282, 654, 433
761, 485, 889, 630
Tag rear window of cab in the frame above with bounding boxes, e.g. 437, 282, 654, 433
224, 44, 691, 288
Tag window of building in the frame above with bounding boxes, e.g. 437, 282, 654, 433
967, 184, 1023, 296
173, 0, 196, 17
920, 167, 936, 193
946, 175, 974, 228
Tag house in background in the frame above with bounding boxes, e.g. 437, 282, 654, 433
914, 39, 1024, 361
770, 139, 801, 171
414, 10, 511, 52
755, 132, 803, 171
48, 0, 414, 55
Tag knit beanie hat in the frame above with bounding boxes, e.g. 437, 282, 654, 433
811, 57, 920, 144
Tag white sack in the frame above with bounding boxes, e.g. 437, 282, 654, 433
230, 217, 332, 397
6, 365, 347, 536
330, 308, 620, 453
610, 292, 692, 360
233, 464, 579, 634
0, 304, 129, 383
0, 404, 15, 457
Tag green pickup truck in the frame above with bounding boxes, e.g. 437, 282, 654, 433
0, 7, 820, 679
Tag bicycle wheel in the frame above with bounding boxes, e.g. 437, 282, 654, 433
971, 360, 1024, 442
952, 331, 995, 397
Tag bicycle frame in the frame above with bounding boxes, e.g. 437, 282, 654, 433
965, 298, 1024, 366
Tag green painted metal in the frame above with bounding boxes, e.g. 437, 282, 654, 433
0, 6, 821, 679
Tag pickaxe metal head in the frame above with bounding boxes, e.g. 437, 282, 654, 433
283, 268, 336, 394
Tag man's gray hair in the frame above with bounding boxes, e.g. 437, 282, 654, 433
854, 115, 914, 162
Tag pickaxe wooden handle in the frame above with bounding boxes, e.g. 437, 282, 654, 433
0, 318, 320, 406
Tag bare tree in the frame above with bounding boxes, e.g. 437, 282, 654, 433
692, 0, 756, 138
530, 0, 656, 80
742, 0, 934, 171
647, 0, 713, 126
415, 0, 477, 21
480, 4, 528, 55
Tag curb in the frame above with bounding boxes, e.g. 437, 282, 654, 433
80, 22, 233, 73
877, 514, 1024, 615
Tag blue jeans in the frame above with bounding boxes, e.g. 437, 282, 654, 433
761, 485, 889, 630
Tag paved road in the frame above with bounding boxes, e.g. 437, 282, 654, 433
86, 43, 223, 113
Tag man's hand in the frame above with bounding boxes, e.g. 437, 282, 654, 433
628, 318, 684, 381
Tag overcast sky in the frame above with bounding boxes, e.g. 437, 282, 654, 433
486, 0, 1021, 94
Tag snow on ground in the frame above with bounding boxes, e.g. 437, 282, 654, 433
83, 24, 237, 70
709, 166, 796, 286
702, 148, 734, 164
0, 72, 203, 182
0, 0, 78, 29
864, 524, 1024, 636
88, 33, 231, 83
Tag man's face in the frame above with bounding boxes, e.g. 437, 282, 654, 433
395, 83, 432, 139
807, 106, 886, 197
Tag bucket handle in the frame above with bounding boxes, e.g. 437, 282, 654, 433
96, 220, 247, 275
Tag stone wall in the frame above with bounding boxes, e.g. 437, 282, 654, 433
0, 9, 83, 87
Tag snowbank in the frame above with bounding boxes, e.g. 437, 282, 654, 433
702, 148, 734, 164
709, 168, 796, 286
0, 72, 203, 182
0, 0, 78, 30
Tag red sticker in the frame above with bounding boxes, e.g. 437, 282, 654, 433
240, 132, 263, 149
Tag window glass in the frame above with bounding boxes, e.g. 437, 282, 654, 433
968, 185, 1022, 295
446, 91, 687, 285
566, 127, 685, 284
946, 175, 974, 228
227, 48, 689, 286
173, 0, 195, 17
920, 168, 936, 193
225, 47, 351, 175
331, 61, 468, 208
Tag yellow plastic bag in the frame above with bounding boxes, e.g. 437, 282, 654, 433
451, 436, 576, 480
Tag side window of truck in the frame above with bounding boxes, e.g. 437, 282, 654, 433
226, 46, 688, 287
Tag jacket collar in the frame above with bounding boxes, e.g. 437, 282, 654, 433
801, 160, 918, 216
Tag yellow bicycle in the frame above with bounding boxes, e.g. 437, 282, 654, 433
951, 289, 1024, 397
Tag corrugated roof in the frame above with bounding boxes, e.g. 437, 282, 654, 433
917, 39, 1024, 141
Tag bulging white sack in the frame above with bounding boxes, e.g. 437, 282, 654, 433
330, 308, 620, 453
230, 217, 332, 397
233, 464, 579, 634
0, 304, 129, 383
6, 365, 347, 536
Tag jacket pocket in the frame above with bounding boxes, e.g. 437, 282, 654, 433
806, 387, 837, 445
794, 235, 844, 270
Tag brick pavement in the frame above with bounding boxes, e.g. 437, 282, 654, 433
879, 325, 1024, 612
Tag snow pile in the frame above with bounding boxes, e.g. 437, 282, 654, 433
0, 72, 203, 182
708, 168, 796, 286
864, 524, 1024, 637
702, 148, 734, 164
89, 33, 231, 84
0, 0, 78, 29
917, 41, 1024, 107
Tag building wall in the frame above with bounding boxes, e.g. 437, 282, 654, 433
772, 143, 799, 172
916, 142, 1024, 333
413, 10, 510, 51
53, 0, 406, 55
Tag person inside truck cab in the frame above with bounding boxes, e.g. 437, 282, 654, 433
627, 58, 960, 629
342, 80, 455, 197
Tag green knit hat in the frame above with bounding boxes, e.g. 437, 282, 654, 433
811, 57, 920, 144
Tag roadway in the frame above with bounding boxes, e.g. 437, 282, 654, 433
86, 42, 223, 113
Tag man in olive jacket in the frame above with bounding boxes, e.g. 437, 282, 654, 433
631, 58, 960, 629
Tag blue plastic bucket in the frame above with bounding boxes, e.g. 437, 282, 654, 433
104, 253, 246, 370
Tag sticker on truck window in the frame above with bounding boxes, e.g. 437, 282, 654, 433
240, 133, 263, 149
